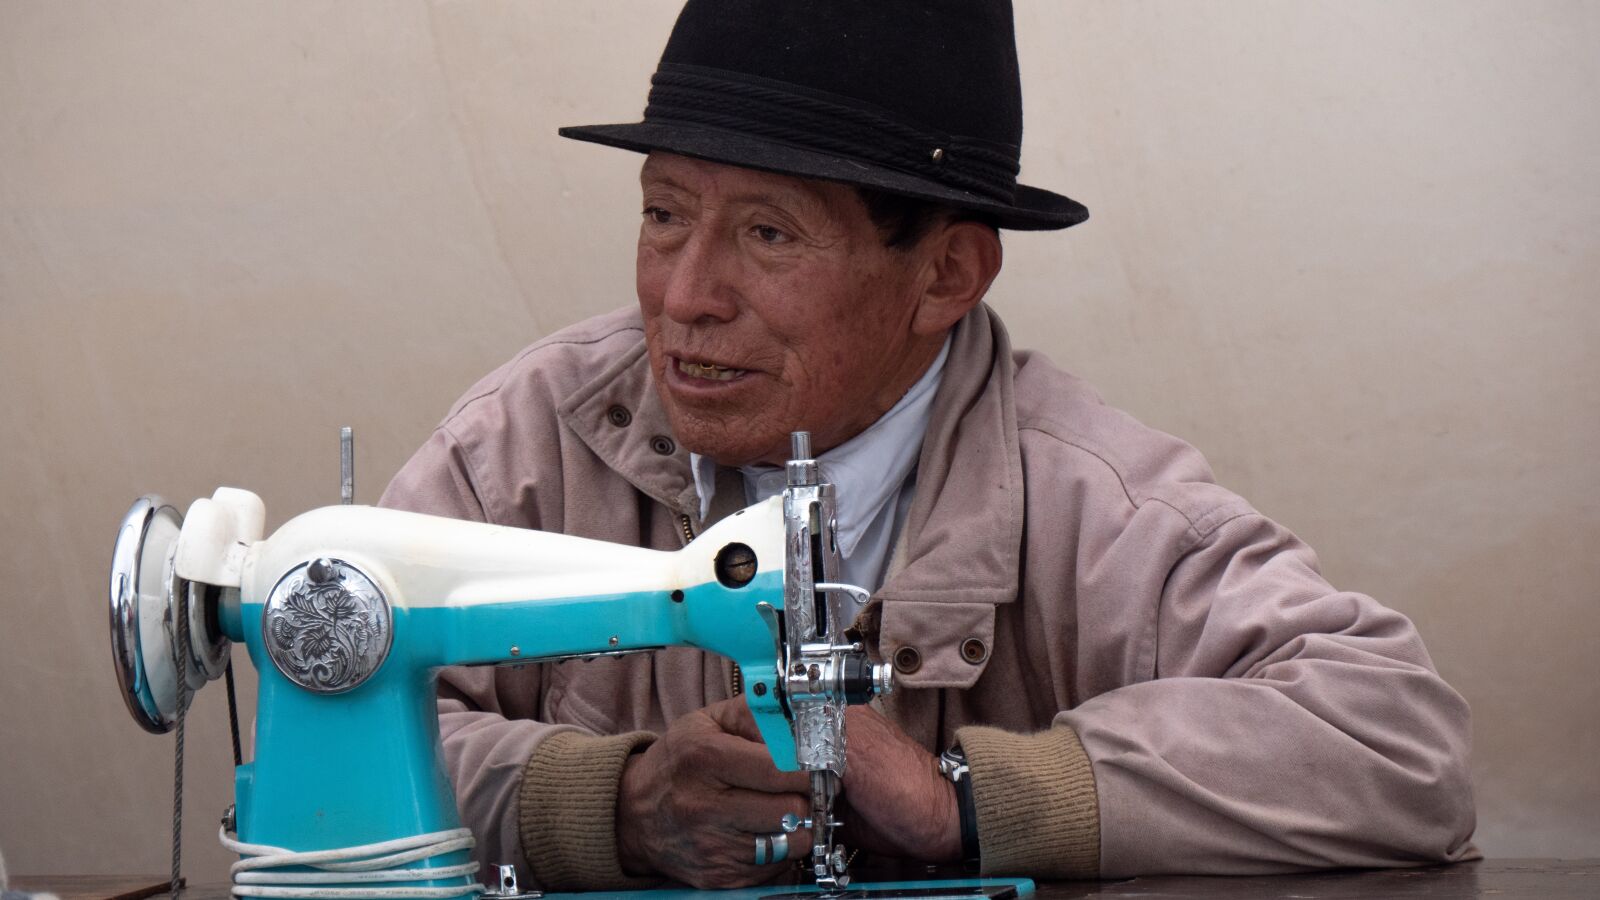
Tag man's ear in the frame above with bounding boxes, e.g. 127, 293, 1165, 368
910, 220, 1003, 336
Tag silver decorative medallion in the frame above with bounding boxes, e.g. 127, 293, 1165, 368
263, 557, 391, 693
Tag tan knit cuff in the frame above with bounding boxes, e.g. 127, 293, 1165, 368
518, 730, 660, 891
955, 723, 1100, 878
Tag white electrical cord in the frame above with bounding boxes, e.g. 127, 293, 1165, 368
220, 826, 486, 900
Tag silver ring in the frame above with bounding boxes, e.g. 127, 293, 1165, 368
754, 832, 790, 865
770, 831, 789, 863
754, 834, 771, 865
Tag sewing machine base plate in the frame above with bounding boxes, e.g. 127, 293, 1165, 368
760, 881, 1031, 899
544, 878, 1033, 900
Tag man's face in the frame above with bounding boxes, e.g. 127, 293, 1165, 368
637, 153, 937, 466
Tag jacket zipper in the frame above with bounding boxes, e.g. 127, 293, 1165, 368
681, 512, 743, 697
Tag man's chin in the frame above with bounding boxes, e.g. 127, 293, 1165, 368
666, 411, 787, 468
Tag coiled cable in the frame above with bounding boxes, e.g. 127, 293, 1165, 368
220, 826, 485, 900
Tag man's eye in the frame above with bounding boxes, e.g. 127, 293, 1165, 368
643, 207, 675, 225
751, 224, 789, 244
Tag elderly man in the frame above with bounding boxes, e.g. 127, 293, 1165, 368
379, 0, 1476, 891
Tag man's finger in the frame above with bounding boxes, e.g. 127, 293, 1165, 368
704, 695, 766, 743
689, 821, 813, 889
693, 730, 812, 793
715, 786, 814, 839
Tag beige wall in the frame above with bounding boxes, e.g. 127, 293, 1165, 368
2, 0, 1596, 881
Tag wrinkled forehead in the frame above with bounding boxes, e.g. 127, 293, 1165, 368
639, 152, 852, 221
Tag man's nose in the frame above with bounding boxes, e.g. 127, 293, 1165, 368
660, 230, 740, 325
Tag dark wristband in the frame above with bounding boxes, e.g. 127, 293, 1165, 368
954, 767, 980, 865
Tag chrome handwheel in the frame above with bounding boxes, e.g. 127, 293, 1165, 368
109, 496, 227, 732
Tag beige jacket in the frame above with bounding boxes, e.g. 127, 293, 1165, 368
379, 304, 1477, 889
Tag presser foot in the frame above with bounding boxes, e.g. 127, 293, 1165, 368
805, 770, 853, 891
811, 844, 851, 893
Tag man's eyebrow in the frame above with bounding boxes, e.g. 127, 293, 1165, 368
639, 170, 692, 195
724, 185, 831, 221
639, 167, 832, 221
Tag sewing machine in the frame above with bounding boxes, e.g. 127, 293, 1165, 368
107, 432, 1031, 899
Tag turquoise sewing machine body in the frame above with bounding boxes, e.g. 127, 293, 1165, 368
213, 498, 793, 891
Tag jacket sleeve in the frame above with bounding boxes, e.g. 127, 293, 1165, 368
1049, 508, 1477, 878
379, 426, 656, 890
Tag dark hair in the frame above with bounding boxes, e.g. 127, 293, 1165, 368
853, 186, 998, 250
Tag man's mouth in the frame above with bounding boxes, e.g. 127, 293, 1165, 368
675, 358, 748, 382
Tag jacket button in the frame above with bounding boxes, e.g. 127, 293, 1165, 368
892, 646, 922, 674
606, 405, 631, 428
650, 435, 676, 455
960, 638, 989, 665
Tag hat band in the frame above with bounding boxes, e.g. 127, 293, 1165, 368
644, 66, 1021, 204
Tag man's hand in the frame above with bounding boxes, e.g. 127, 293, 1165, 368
616, 697, 814, 888
836, 705, 963, 863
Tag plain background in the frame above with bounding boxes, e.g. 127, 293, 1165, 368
1, 0, 1596, 882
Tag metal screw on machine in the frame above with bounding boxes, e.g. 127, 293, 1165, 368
306, 557, 338, 585
787, 431, 818, 486
340, 426, 355, 505
480, 864, 542, 900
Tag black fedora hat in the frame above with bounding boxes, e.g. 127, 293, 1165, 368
559, 0, 1088, 231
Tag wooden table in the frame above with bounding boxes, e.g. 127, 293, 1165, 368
1025, 859, 1597, 897
8, 876, 174, 900
14, 860, 1598, 899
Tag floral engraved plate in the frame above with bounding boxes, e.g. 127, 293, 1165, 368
794, 704, 845, 774
263, 557, 392, 694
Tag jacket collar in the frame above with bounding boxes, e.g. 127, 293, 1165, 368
557, 320, 701, 518
877, 303, 1023, 607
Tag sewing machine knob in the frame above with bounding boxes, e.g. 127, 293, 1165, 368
841, 656, 894, 703
874, 662, 894, 697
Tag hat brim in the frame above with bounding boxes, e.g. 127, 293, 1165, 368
559, 121, 1088, 232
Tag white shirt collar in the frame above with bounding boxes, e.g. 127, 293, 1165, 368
690, 335, 951, 561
